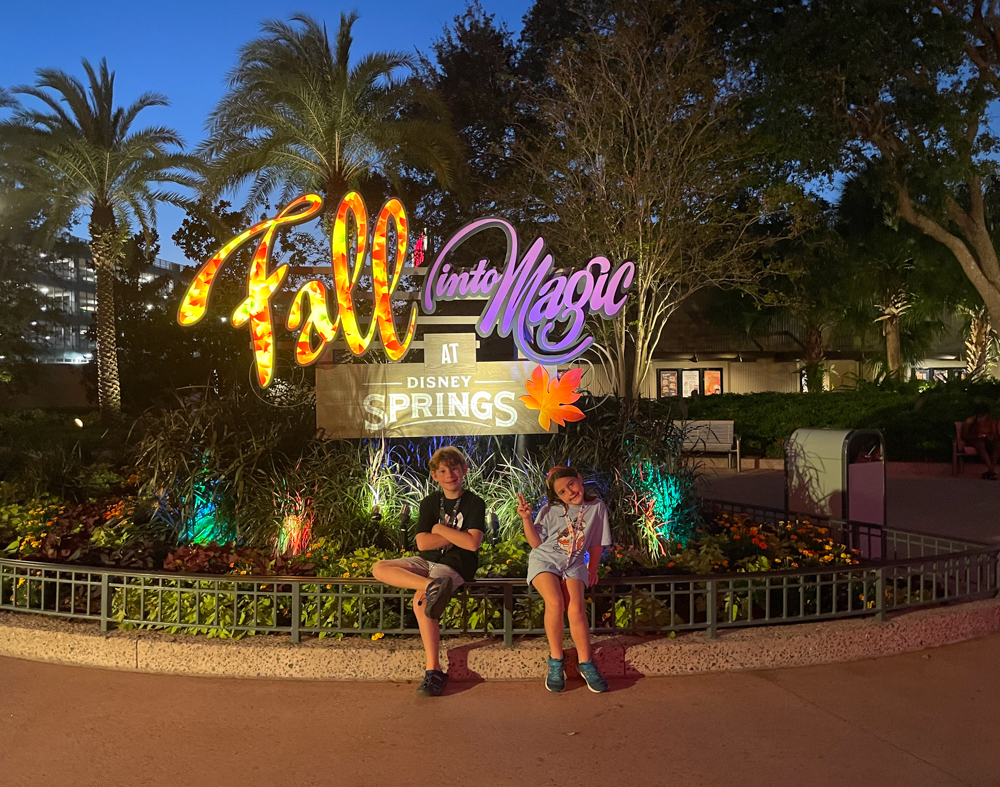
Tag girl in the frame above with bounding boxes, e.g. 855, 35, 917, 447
517, 466, 612, 693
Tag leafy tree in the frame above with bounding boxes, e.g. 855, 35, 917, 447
203, 12, 461, 221
413, 2, 526, 239
511, 0, 811, 403
0, 240, 45, 386
709, 214, 855, 393
517, 0, 611, 84
1, 59, 198, 420
98, 207, 256, 411
733, 1, 1000, 347
833, 171, 969, 378
0, 88, 53, 386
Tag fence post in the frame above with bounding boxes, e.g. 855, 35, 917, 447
707, 581, 718, 638
503, 584, 513, 648
100, 573, 110, 633
875, 567, 886, 622
398, 505, 411, 551
291, 581, 301, 644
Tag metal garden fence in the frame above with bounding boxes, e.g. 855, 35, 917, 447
1, 501, 997, 646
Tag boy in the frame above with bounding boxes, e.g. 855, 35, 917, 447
372, 447, 486, 696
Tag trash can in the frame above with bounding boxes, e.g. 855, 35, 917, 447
785, 428, 886, 526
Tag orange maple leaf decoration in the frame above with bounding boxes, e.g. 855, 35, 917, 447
520, 366, 586, 431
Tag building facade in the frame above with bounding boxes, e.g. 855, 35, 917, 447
28, 250, 185, 364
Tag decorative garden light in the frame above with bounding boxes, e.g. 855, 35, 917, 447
274, 492, 314, 556
185, 476, 228, 544
629, 462, 686, 555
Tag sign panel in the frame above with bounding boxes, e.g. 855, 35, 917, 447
682, 369, 701, 397
317, 343, 549, 438
704, 369, 722, 396
176, 189, 637, 437
658, 369, 678, 398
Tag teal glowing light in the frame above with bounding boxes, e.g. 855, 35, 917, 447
628, 462, 685, 556
184, 477, 230, 544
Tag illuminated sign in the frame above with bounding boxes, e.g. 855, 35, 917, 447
423, 218, 634, 365
178, 193, 635, 389
317, 334, 557, 438
178, 192, 415, 388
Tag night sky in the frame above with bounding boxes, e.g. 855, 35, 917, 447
1, 0, 534, 263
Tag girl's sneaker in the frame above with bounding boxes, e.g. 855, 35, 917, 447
578, 660, 608, 693
545, 656, 566, 692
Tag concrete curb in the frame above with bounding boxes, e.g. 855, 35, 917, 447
1, 599, 998, 681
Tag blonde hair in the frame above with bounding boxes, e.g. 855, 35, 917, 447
429, 446, 468, 472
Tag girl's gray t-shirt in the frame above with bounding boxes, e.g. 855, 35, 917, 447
527, 499, 612, 583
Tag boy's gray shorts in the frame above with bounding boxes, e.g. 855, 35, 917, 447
386, 556, 465, 588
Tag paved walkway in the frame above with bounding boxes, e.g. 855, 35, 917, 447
3, 469, 996, 786
702, 469, 1000, 543
3, 633, 999, 787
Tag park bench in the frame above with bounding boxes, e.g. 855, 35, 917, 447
677, 419, 741, 471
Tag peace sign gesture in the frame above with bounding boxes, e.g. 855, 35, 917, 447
516, 493, 533, 521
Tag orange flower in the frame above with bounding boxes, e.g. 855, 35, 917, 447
519, 366, 586, 431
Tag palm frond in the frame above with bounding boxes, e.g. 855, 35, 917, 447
203, 13, 459, 208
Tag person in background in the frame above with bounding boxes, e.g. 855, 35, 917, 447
962, 403, 1000, 480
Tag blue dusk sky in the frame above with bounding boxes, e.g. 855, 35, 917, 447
1, 0, 534, 264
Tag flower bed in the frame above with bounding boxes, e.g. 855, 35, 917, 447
2, 495, 859, 581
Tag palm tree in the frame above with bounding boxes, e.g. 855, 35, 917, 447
203, 12, 460, 217
3, 59, 198, 420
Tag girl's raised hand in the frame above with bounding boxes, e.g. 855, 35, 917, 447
516, 492, 533, 520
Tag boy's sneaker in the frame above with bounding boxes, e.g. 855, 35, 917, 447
424, 576, 453, 620
578, 660, 608, 693
545, 656, 566, 693
416, 669, 449, 697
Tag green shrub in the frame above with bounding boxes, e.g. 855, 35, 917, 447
675, 380, 1000, 461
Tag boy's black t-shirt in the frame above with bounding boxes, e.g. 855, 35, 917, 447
416, 489, 486, 582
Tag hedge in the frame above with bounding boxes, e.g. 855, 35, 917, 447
662, 381, 1000, 462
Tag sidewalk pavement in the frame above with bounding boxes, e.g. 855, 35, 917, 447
2, 631, 999, 787
701, 468, 1000, 544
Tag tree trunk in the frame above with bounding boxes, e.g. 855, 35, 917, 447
802, 326, 826, 392
897, 184, 1000, 340
89, 215, 123, 421
965, 307, 997, 380
884, 315, 903, 379
803, 363, 825, 393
